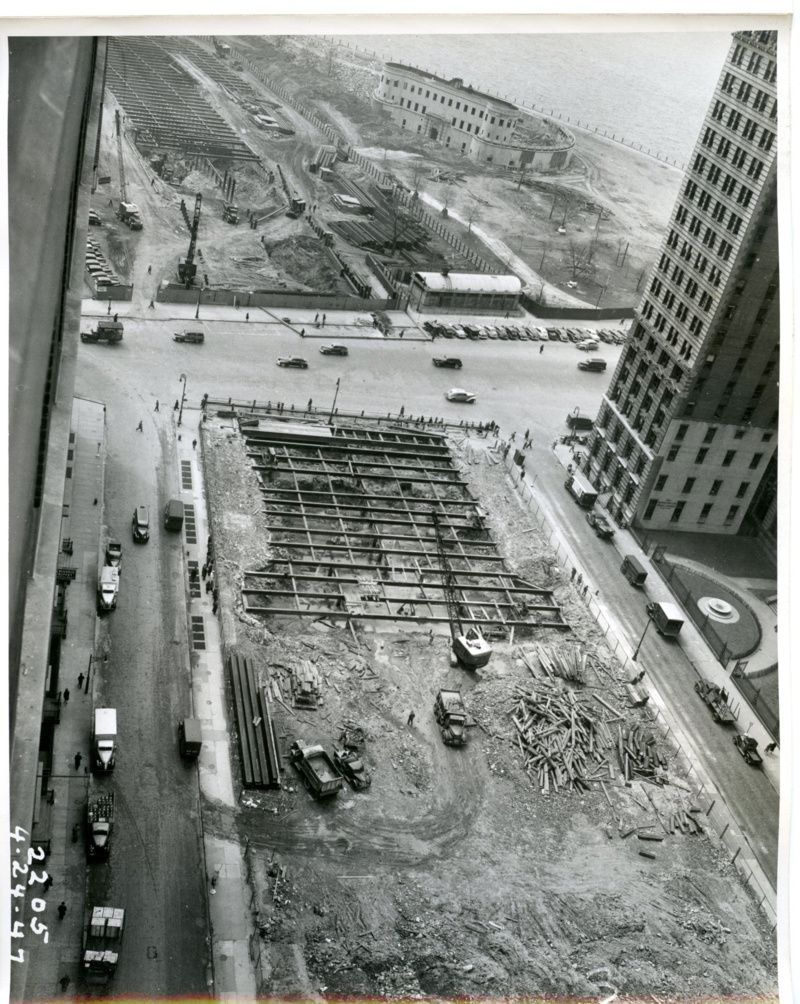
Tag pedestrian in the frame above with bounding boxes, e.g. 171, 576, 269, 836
147, 264, 152, 274
399, 329, 404, 339
93, 498, 98, 505
43, 874, 53, 892
71, 824, 79, 843
63, 688, 70, 704
151, 177, 156, 188
300, 328, 305, 337
322, 313, 326, 326
407, 711, 415, 726
570, 568, 576, 581
192, 439, 197, 450
59, 975, 70, 993
205, 578, 213, 594
245, 312, 249, 321
154, 400, 159, 411
113, 313, 118, 323
307, 398, 313, 411
765, 741, 777, 754
201, 564, 208, 580
148, 300, 155, 309
213, 587, 219, 604
583, 584, 589, 597
136, 420, 143, 432
73, 752, 82, 770
314, 313, 319, 323
539, 344, 544, 354
77, 672, 84, 689
212, 599, 218, 615
57, 902, 67, 921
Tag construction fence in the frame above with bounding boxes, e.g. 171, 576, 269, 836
503, 453, 777, 928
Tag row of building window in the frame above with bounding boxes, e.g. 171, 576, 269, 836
685, 176, 752, 215
389, 78, 509, 126
654, 472, 752, 497
643, 497, 742, 525
730, 43, 776, 85
664, 444, 765, 468
701, 122, 774, 159
720, 69, 777, 117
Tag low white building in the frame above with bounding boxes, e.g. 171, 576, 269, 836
410, 271, 522, 313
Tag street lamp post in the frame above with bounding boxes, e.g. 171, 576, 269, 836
178, 373, 187, 427
328, 377, 340, 425
632, 615, 653, 661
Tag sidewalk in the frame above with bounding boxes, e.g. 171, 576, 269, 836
177, 409, 258, 998
18, 397, 106, 1001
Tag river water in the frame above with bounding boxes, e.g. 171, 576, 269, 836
338, 31, 731, 164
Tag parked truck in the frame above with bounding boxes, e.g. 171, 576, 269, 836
81, 319, 123, 344
222, 202, 239, 224
646, 601, 684, 638
116, 201, 143, 230
86, 787, 114, 861
82, 906, 125, 987
694, 680, 736, 725
434, 689, 468, 746
289, 740, 343, 797
163, 499, 184, 531
564, 471, 598, 510
96, 566, 120, 614
93, 709, 117, 773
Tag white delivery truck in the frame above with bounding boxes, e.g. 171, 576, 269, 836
93, 709, 117, 772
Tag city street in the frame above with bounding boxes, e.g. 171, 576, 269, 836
79, 348, 209, 995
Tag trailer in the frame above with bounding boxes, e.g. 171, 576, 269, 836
694, 680, 736, 725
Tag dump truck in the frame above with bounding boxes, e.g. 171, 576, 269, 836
116, 201, 143, 230
222, 202, 239, 224
93, 708, 117, 773
289, 740, 343, 797
646, 601, 684, 638
96, 566, 120, 613
86, 788, 114, 861
695, 680, 736, 724
564, 470, 598, 510
82, 906, 125, 987
81, 319, 123, 344
434, 689, 468, 746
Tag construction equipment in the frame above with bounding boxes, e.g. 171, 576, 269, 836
332, 747, 371, 789
733, 733, 763, 766
178, 193, 202, 287
431, 512, 492, 669
82, 906, 125, 987
434, 689, 468, 746
286, 195, 306, 219
222, 202, 239, 224
694, 680, 736, 725
114, 110, 142, 231
86, 787, 114, 861
289, 740, 343, 798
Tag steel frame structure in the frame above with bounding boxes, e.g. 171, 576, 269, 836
240, 419, 568, 636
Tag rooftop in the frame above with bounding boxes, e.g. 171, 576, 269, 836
414, 272, 522, 294
384, 62, 518, 112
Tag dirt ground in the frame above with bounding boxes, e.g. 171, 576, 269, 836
200, 418, 777, 1001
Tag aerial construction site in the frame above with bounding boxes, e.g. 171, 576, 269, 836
83, 33, 777, 1003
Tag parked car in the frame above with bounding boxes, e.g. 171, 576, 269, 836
173, 331, 204, 344
446, 388, 476, 404
105, 540, 122, 571
332, 747, 372, 790
88, 209, 103, 226
319, 343, 349, 356
131, 505, 150, 543
432, 357, 463, 369
586, 510, 615, 539
577, 339, 600, 351
277, 356, 309, 368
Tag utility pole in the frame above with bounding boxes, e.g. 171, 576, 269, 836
632, 616, 653, 661
328, 377, 340, 425
178, 374, 187, 427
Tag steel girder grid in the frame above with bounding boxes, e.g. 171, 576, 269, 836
240, 422, 568, 635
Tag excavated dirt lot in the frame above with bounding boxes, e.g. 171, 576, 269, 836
200, 418, 777, 1002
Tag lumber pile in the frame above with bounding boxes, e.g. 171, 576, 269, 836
617, 724, 667, 784
510, 680, 616, 793
268, 661, 322, 708
533, 643, 587, 684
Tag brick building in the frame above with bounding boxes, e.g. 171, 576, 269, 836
583, 31, 779, 539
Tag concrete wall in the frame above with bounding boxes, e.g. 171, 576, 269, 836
156, 284, 392, 312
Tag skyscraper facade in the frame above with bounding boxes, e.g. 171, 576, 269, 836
582, 30, 779, 537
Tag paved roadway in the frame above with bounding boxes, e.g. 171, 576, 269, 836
80, 350, 209, 995
75, 311, 776, 974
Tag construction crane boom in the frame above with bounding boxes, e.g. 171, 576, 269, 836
431, 511, 492, 669
178, 193, 203, 287
115, 110, 127, 203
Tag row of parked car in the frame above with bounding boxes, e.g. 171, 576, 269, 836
422, 320, 627, 344
86, 237, 121, 289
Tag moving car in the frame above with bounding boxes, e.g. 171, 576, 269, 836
173, 330, 204, 344
445, 388, 476, 404
577, 339, 600, 351
432, 357, 463, 369
319, 343, 349, 356
578, 358, 608, 372
131, 505, 150, 543
586, 510, 615, 539
277, 356, 309, 368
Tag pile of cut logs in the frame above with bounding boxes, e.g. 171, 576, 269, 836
511, 680, 616, 793
617, 723, 667, 784
533, 644, 587, 684
268, 662, 322, 708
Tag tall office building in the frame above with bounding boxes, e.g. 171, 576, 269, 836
583, 31, 778, 538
